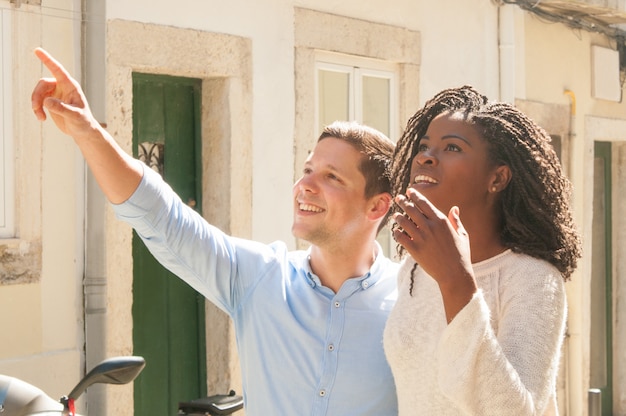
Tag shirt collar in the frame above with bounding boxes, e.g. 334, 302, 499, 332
303, 241, 384, 291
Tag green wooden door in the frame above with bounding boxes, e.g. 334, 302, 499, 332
591, 141, 613, 415
132, 73, 206, 416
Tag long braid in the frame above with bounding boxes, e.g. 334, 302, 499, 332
478, 103, 581, 279
392, 86, 581, 295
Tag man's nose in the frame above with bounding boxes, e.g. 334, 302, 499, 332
295, 175, 318, 193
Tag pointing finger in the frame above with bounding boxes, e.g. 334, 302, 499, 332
34, 47, 72, 84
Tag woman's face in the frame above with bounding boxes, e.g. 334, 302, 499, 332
408, 111, 500, 216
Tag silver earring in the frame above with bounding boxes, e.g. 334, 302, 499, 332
491, 186, 497, 192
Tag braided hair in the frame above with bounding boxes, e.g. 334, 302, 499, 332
390, 85, 581, 289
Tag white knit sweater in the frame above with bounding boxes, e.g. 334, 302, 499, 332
383, 250, 566, 416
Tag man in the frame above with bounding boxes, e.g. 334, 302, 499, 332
31, 47, 398, 415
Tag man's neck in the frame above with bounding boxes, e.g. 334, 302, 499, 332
309, 243, 378, 293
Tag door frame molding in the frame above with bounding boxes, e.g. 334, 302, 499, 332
93, 20, 253, 412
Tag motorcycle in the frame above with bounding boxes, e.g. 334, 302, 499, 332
177, 390, 243, 415
0, 356, 145, 416
0, 356, 244, 415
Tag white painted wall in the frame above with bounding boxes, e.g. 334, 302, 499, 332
294, 0, 500, 104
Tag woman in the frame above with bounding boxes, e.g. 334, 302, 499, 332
383, 85, 582, 415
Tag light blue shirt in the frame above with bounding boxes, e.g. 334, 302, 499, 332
114, 166, 399, 416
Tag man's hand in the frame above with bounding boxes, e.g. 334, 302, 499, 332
31, 47, 99, 140
30, 47, 143, 204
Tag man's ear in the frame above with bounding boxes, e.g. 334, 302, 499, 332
368, 192, 393, 222
489, 165, 512, 193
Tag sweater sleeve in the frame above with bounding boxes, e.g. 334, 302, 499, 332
435, 259, 566, 415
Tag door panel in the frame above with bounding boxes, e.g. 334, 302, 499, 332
132, 73, 206, 416
591, 141, 612, 415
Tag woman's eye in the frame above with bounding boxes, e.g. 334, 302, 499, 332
417, 143, 428, 152
446, 144, 461, 152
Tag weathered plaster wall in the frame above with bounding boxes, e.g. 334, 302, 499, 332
0, 0, 84, 402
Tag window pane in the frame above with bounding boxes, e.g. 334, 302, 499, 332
318, 69, 350, 133
362, 75, 390, 137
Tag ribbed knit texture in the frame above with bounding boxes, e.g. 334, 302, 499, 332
383, 250, 565, 415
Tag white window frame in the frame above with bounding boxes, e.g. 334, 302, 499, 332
0, 7, 14, 238
314, 50, 398, 141
315, 61, 355, 134
314, 51, 399, 255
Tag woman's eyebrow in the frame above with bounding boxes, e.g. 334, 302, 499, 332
420, 134, 472, 146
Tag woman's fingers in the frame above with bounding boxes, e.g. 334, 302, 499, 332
393, 211, 419, 237
393, 192, 429, 255
404, 188, 440, 220
395, 194, 424, 223
448, 206, 468, 238
393, 189, 467, 259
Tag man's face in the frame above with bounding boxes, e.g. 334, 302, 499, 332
292, 137, 371, 247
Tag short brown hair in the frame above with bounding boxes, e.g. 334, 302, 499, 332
318, 121, 395, 199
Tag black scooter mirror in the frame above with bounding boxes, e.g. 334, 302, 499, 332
67, 356, 146, 400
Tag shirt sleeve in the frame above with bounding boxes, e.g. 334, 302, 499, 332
112, 163, 284, 316
435, 260, 566, 415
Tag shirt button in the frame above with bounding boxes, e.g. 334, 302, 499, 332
334, 301, 340, 308
361, 281, 369, 289
328, 344, 335, 351
319, 390, 326, 397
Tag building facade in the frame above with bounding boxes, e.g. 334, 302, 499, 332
1, 0, 626, 414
